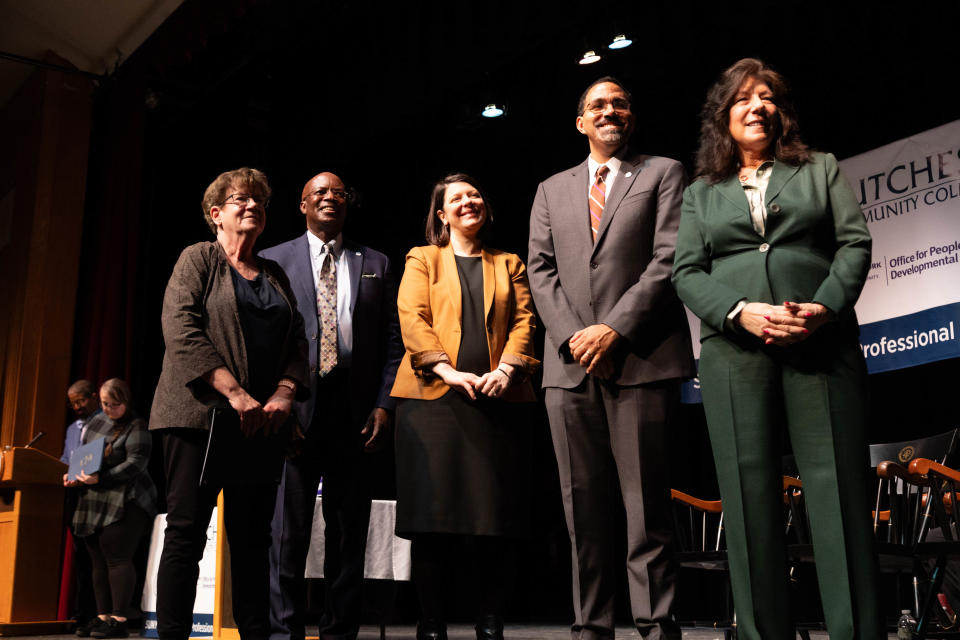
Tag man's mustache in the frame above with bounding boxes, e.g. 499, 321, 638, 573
597, 117, 624, 127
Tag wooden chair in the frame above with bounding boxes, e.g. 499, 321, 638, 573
900, 453, 960, 638
868, 429, 960, 639
670, 475, 809, 638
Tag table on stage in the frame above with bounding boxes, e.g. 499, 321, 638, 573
306, 498, 411, 581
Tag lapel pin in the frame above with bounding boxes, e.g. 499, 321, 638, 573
624, 171, 632, 177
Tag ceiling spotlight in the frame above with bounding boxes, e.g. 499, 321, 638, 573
608, 34, 632, 49
579, 50, 601, 65
481, 104, 504, 118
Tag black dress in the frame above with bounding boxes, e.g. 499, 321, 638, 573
395, 255, 530, 538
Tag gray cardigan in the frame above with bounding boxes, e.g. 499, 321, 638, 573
149, 241, 310, 431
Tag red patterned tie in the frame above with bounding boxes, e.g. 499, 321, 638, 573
589, 164, 609, 242
316, 249, 338, 376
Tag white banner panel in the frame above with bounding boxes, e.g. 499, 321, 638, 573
141, 509, 218, 637
840, 119, 960, 373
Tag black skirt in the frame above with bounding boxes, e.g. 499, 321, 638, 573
394, 391, 531, 539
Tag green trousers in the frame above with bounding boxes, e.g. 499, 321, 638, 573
698, 328, 884, 640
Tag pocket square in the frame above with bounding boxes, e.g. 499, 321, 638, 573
361, 272, 379, 278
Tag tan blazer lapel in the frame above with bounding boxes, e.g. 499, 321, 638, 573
440, 243, 462, 327
481, 248, 496, 327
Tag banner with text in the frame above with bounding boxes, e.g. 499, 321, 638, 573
840, 119, 960, 373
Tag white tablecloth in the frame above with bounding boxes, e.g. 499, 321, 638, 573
305, 498, 411, 581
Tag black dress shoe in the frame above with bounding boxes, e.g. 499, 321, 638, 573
90, 618, 128, 639
475, 613, 504, 640
75, 618, 100, 637
416, 618, 448, 640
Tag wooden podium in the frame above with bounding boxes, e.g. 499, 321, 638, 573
0, 447, 71, 635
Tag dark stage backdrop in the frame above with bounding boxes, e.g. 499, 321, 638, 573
68, 0, 960, 624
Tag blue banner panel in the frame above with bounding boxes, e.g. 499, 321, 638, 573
680, 359, 702, 405
858, 303, 960, 373
142, 613, 214, 638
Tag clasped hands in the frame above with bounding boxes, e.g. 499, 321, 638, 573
569, 324, 621, 380
228, 384, 295, 437
432, 361, 516, 400
738, 301, 832, 346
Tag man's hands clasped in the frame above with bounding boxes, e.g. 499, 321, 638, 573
569, 324, 621, 380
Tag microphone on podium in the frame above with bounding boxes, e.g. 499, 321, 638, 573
24, 431, 46, 449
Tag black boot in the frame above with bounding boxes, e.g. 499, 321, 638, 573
416, 618, 448, 640
475, 613, 504, 640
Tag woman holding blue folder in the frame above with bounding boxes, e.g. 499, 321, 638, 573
64, 378, 156, 639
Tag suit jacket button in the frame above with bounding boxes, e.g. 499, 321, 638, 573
590, 262, 598, 269
769, 203, 781, 213
759, 243, 770, 253
311, 333, 317, 340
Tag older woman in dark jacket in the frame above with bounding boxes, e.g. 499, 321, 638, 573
150, 167, 309, 640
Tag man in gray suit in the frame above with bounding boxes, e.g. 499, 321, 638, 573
527, 77, 695, 640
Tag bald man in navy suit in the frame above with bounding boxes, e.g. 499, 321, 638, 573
260, 172, 402, 640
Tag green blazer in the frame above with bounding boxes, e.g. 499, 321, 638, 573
672, 152, 871, 342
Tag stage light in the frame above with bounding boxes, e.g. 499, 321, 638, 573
481, 104, 504, 118
579, 50, 601, 65
608, 35, 632, 49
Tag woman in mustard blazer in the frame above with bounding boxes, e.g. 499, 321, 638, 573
391, 173, 539, 640
672, 59, 882, 640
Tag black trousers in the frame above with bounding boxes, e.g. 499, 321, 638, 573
84, 504, 151, 617
156, 426, 281, 640
269, 370, 372, 640
65, 488, 98, 622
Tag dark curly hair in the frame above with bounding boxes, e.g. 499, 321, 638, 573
695, 58, 812, 184
424, 173, 494, 247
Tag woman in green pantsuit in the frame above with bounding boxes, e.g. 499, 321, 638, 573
672, 58, 883, 640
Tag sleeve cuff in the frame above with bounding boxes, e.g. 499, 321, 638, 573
410, 351, 450, 377
724, 299, 748, 333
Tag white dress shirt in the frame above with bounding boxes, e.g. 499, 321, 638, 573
727, 160, 776, 326
587, 154, 623, 200
307, 231, 353, 367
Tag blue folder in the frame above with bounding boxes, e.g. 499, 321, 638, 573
67, 438, 105, 481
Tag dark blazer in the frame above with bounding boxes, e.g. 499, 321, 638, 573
149, 241, 310, 431
528, 152, 695, 388
672, 152, 871, 341
390, 243, 540, 402
259, 233, 403, 431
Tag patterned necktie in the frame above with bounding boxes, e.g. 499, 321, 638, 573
589, 164, 609, 243
316, 247, 338, 376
